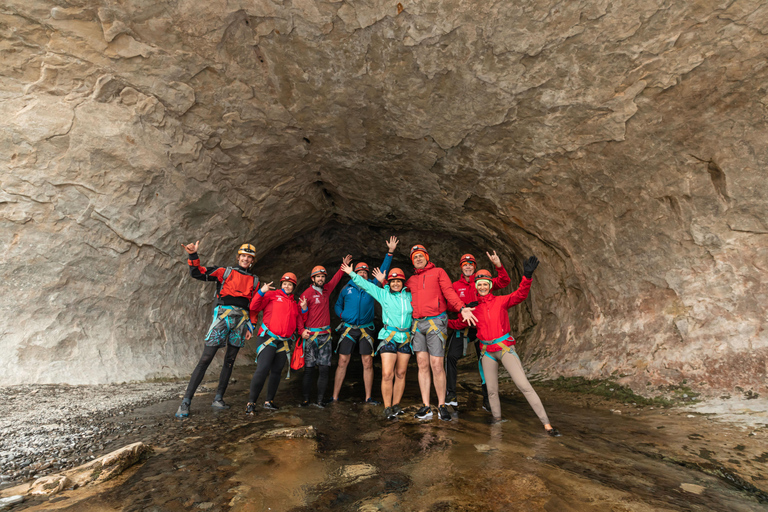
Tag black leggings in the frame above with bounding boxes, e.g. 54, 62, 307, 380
446, 333, 485, 396
183, 344, 240, 401
302, 365, 330, 402
248, 344, 287, 403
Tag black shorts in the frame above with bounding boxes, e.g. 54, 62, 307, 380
337, 328, 374, 356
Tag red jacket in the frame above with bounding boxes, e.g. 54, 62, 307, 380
448, 277, 532, 349
250, 289, 305, 339
188, 252, 259, 309
405, 263, 466, 319
451, 265, 511, 308
300, 266, 345, 328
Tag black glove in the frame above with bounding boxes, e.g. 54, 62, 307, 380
466, 301, 478, 308
523, 256, 539, 279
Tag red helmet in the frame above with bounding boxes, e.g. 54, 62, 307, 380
310, 265, 327, 277
410, 244, 429, 262
280, 272, 298, 285
354, 262, 369, 272
387, 268, 406, 281
474, 269, 493, 290
459, 254, 476, 268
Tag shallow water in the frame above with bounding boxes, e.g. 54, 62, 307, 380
9, 361, 768, 511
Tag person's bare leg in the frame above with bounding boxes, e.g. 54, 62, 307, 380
332, 353, 351, 400
362, 354, 374, 401
430, 355, 447, 406
380, 353, 396, 408
393, 353, 411, 405
416, 351, 431, 406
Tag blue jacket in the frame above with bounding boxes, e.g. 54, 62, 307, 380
334, 253, 393, 326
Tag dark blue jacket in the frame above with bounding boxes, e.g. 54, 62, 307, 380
334, 253, 393, 326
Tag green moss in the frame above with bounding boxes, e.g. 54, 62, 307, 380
542, 376, 675, 407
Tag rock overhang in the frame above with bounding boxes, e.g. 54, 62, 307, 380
0, 0, 766, 395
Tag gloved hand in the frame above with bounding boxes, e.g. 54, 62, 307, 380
523, 256, 539, 279
466, 301, 479, 308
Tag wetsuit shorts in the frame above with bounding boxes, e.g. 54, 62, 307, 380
378, 340, 413, 355
304, 333, 333, 367
204, 306, 250, 348
411, 314, 448, 357
337, 328, 374, 356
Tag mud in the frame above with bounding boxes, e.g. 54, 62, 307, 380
1, 360, 766, 511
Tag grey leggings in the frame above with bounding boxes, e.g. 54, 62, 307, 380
481, 349, 550, 425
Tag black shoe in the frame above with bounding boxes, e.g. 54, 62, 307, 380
263, 401, 278, 411
323, 397, 338, 406
482, 397, 491, 412
438, 405, 452, 421
365, 398, 381, 406
392, 404, 404, 416
414, 405, 433, 420
445, 393, 458, 407
311, 401, 325, 409
175, 401, 190, 418
384, 406, 395, 419
546, 427, 561, 437
299, 400, 310, 407
211, 399, 230, 410
245, 402, 257, 416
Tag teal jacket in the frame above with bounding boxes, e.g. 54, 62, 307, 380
349, 272, 413, 344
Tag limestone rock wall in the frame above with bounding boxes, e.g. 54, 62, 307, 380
1, 0, 766, 393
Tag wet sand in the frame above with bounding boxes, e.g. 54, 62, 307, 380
1, 360, 766, 511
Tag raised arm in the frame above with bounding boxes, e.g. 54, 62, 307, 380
184, 241, 225, 282
350, 271, 389, 304
502, 257, 538, 309
325, 254, 353, 293
250, 282, 275, 312
378, 236, 397, 277
487, 251, 511, 289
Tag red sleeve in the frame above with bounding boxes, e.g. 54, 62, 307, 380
295, 303, 305, 334
325, 266, 345, 293
446, 280, 463, 313
438, 269, 465, 311
501, 277, 532, 309
492, 265, 511, 290
250, 290, 269, 313
448, 317, 468, 330
298, 289, 310, 322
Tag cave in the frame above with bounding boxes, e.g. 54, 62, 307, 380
1, 0, 767, 400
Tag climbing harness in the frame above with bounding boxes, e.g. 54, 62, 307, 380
375, 325, 412, 354
410, 313, 448, 349
477, 333, 517, 383
335, 322, 375, 353
255, 323, 296, 379
204, 305, 253, 346
307, 326, 332, 349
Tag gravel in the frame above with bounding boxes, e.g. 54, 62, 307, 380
0, 382, 184, 486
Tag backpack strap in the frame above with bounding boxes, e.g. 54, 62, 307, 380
218, 267, 234, 298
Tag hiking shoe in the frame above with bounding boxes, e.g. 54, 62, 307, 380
482, 397, 491, 412
175, 402, 190, 418
490, 417, 507, 425
392, 404, 404, 416
263, 401, 278, 411
365, 398, 381, 406
211, 399, 229, 410
438, 405, 452, 421
311, 401, 325, 409
445, 393, 458, 407
546, 427, 561, 437
384, 406, 395, 420
323, 397, 338, 405
245, 402, 257, 416
299, 400, 310, 407
414, 405, 433, 420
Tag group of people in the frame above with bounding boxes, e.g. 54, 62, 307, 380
175, 237, 560, 436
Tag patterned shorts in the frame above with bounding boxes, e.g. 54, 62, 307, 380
304, 332, 333, 367
204, 306, 251, 348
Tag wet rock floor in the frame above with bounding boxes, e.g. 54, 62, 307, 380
2, 360, 767, 511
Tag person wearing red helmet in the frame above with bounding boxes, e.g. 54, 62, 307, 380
246, 272, 310, 414
406, 244, 477, 421
175, 241, 259, 419
340, 262, 413, 420
449, 257, 560, 436
446, 250, 511, 410
332, 237, 397, 404
298, 254, 353, 407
